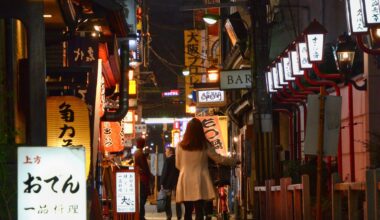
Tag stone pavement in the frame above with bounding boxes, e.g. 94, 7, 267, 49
144, 201, 181, 220
144, 201, 219, 220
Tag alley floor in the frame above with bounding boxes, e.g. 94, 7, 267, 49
144, 201, 219, 220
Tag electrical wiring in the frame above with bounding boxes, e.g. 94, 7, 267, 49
149, 46, 185, 68
149, 47, 180, 77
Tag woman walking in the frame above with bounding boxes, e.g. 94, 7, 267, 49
175, 118, 238, 220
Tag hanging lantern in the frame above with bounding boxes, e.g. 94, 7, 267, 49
276, 60, 287, 85
303, 19, 328, 62
265, 71, 276, 93
271, 65, 282, 89
281, 53, 295, 81
362, 0, 380, 26
346, 0, 368, 33
288, 43, 305, 76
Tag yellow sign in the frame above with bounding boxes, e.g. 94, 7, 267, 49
46, 96, 91, 178
129, 80, 137, 95
172, 129, 180, 148
184, 29, 203, 67
197, 116, 228, 156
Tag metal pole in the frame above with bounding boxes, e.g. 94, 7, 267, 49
154, 144, 158, 202
316, 86, 326, 220
348, 82, 356, 181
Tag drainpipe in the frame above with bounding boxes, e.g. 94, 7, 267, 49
101, 42, 129, 121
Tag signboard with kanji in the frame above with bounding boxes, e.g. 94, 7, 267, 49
100, 121, 124, 153
18, 147, 86, 220
67, 37, 98, 67
196, 90, 226, 107
46, 96, 91, 178
196, 116, 228, 156
116, 172, 136, 213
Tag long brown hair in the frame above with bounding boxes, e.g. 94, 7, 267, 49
180, 118, 209, 151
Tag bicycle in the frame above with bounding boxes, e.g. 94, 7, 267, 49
208, 162, 233, 220
215, 179, 230, 220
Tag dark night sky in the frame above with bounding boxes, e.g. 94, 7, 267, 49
147, 0, 193, 89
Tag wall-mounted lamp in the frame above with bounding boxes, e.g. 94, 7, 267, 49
189, 103, 196, 114
335, 33, 367, 90
207, 66, 219, 82
182, 68, 190, 76
203, 14, 220, 25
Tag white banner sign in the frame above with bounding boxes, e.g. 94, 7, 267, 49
18, 147, 86, 220
197, 90, 225, 103
116, 172, 136, 213
135, 124, 147, 133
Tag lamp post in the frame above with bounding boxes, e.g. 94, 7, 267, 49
334, 33, 367, 182
302, 19, 327, 220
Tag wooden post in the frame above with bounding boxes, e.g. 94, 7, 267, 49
316, 86, 326, 220
280, 177, 292, 220
366, 169, 380, 220
348, 184, 360, 220
265, 179, 275, 220
332, 173, 342, 220
302, 175, 311, 220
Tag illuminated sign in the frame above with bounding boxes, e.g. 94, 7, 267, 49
129, 80, 137, 96
116, 171, 136, 213
172, 130, 181, 148
347, 0, 368, 33
220, 69, 251, 89
173, 121, 180, 130
162, 90, 180, 97
196, 90, 226, 107
100, 122, 124, 152
46, 96, 90, 178
18, 147, 86, 220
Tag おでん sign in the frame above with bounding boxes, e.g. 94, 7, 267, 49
18, 147, 86, 220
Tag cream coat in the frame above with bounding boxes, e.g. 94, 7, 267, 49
175, 143, 237, 202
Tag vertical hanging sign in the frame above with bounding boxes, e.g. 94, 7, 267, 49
184, 30, 206, 113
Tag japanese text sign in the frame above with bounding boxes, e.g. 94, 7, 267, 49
116, 172, 136, 213
196, 90, 226, 107
363, 0, 380, 25
18, 147, 86, 220
68, 37, 98, 67
100, 121, 124, 153
46, 96, 91, 178
348, 0, 368, 33
197, 116, 228, 155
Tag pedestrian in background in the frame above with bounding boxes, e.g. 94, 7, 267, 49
134, 137, 152, 220
160, 147, 182, 220
175, 118, 238, 220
